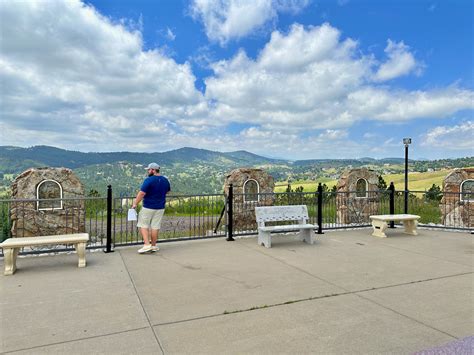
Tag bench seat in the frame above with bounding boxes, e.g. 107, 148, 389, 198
255, 205, 316, 248
259, 224, 315, 233
369, 214, 420, 238
0, 233, 89, 275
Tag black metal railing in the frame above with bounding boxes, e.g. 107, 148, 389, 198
0, 184, 472, 255
228, 185, 392, 236
109, 192, 227, 248
225, 184, 472, 237
0, 187, 227, 255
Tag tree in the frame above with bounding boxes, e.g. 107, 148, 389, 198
378, 176, 387, 190
86, 188, 106, 217
88, 189, 100, 197
425, 184, 442, 202
330, 184, 337, 198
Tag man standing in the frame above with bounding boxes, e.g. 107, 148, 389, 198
132, 163, 170, 253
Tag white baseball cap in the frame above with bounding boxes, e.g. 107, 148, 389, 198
145, 163, 160, 170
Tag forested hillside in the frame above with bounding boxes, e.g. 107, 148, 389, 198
0, 146, 472, 197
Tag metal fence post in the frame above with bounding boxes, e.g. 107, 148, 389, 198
389, 182, 395, 228
317, 183, 324, 234
226, 184, 234, 241
104, 185, 114, 253
404, 143, 409, 214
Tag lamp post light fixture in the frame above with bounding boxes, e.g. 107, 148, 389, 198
403, 138, 412, 213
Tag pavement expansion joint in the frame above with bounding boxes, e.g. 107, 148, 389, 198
155, 270, 473, 330
118, 250, 165, 355
2, 327, 151, 354
354, 292, 458, 340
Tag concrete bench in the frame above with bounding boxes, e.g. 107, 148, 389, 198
369, 214, 420, 238
0, 233, 89, 275
255, 205, 315, 248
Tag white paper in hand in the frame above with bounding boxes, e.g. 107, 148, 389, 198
127, 208, 137, 221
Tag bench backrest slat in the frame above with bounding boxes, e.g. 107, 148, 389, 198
255, 205, 309, 227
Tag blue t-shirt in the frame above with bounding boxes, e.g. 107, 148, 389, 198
140, 175, 171, 209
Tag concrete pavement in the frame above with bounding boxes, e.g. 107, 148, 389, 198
1, 228, 472, 354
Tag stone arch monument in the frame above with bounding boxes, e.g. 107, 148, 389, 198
440, 168, 474, 228
11, 167, 85, 237
224, 168, 275, 231
336, 168, 381, 224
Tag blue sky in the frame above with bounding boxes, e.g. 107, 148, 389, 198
0, 0, 472, 160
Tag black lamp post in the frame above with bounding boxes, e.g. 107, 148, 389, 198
403, 138, 411, 213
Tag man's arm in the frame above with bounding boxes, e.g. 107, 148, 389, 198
132, 191, 146, 209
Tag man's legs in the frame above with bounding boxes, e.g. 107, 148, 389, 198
140, 227, 150, 245
150, 209, 164, 251
137, 207, 153, 253
138, 209, 163, 253
137, 227, 153, 253
150, 228, 159, 246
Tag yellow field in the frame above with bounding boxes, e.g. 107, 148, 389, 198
274, 178, 337, 192
383, 170, 450, 191
275, 169, 454, 193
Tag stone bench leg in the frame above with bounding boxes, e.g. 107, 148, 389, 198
75, 242, 87, 267
258, 231, 272, 248
372, 220, 388, 238
299, 229, 314, 244
3, 247, 19, 276
403, 220, 418, 236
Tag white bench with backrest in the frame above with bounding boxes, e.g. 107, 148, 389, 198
255, 205, 316, 248
0, 233, 89, 275
369, 214, 420, 238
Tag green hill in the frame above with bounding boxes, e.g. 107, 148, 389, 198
0, 145, 280, 173
0, 145, 472, 197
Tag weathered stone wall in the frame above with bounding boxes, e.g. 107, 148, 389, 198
224, 168, 275, 231
11, 168, 85, 237
336, 168, 381, 224
440, 168, 474, 228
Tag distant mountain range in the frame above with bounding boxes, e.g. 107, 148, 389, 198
0, 145, 282, 172
0, 145, 472, 196
0, 145, 410, 173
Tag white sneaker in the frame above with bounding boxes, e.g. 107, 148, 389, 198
138, 245, 152, 254
151, 246, 159, 252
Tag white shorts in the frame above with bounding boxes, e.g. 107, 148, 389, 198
137, 207, 165, 230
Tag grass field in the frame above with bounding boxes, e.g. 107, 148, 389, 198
274, 177, 337, 192
383, 169, 450, 191
275, 169, 453, 193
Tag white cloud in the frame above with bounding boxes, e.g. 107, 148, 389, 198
0, 1, 472, 159
421, 121, 474, 150
346, 87, 473, 121
374, 40, 422, 81
235, 126, 363, 158
273, 0, 311, 14
166, 27, 176, 41
205, 23, 473, 131
0, 0, 208, 151
190, 0, 310, 45
318, 129, 348, 140
363, 132, 376, 139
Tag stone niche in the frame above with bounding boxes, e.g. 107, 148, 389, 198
336, 168, 381, 224
440, 168, 474, 228
224, 168, 275, 231
11, 167, 85, 237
